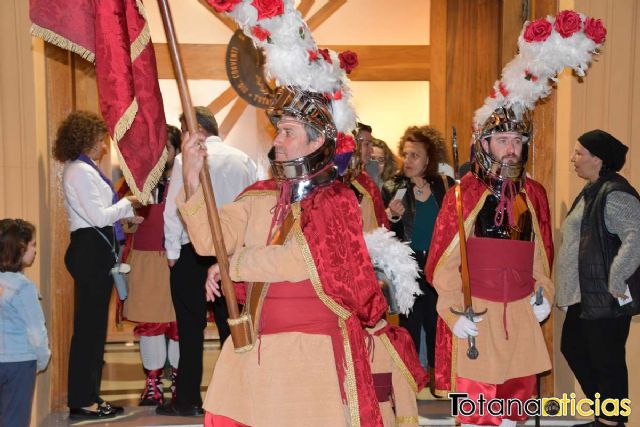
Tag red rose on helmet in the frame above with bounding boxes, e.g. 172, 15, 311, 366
584, 17, 607, 44
251, 26, 271, 42
318, 48, 332, 64
336, 132, 355, 154
523, 18, 553, 42
207, 0, 241, 13
251, 0, 284, 20
338, 51, 359, 74
554, 10, 582, 38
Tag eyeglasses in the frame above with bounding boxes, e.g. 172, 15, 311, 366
370, 156, 385, 164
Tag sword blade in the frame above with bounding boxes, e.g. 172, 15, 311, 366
451, 127, 460, 182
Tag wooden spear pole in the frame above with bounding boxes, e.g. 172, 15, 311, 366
157, 0, 253, 351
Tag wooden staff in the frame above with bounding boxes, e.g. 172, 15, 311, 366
449, 127, 485, 360
157, 0, 254, 351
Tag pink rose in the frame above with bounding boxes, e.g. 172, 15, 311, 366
251, 26, 271, 42
251, 0, 284, 20
584, 17, 607, 44
554, 10, 582, 38
318, 48, 332, 64
207, 0, 241, 13
338, 50, 359, 74
523, 18, 553, 42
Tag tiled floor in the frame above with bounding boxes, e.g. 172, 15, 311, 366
40, 340, 587, 426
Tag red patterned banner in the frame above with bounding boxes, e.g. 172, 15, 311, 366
30, 0, 167, 203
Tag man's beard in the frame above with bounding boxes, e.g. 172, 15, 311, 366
500, 155, 520, 164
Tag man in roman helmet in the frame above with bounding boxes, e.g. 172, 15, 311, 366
425, 106, 554, 427
176, 86, 425, 427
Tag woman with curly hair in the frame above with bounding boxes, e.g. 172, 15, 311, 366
370, 138, 399, 188
381, 125, 454, 388
53, 111, 142, 420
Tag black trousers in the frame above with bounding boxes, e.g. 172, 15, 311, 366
399, 251, 437, 369
65, 227, 115, 408
561, 303, 631, 423
169, 243, 230, 408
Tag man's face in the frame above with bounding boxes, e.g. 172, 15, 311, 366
273, 117, 324, 161
165, 141, 177, 169
357, 130, 373, 163
482, 132, 524, 164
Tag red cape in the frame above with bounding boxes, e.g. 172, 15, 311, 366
354, 172, 390, 229
425, 173, 554, 393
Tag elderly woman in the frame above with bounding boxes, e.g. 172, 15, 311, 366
53, 111, 141, 420
381, 125, 454, 383
370, 138, 399, 189
557, 129, 640, 427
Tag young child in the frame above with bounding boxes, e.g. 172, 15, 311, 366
0, 219, 51, 427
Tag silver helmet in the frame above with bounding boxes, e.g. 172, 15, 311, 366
266, 86, 338, 201
473, 106, 532, 191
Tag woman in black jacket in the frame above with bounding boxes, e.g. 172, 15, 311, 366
381, 125, 454, 385
557, 130, 640, 427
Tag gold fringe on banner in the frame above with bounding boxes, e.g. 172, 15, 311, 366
30, 24, 95, 63
130, 0, 151, 62
113, 141, 168, 205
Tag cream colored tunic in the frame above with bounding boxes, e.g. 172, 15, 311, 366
433, 190, 554, 386
124, 249, 175, 323
179, 186, 418, 426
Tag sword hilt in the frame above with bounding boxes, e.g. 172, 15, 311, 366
450, 306, 487, 360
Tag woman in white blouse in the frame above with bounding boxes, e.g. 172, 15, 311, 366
53, 111, 141, 420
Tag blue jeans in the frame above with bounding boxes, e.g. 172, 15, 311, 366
0, 360, 36, 427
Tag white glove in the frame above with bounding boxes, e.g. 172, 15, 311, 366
530, 294, 551, 322
452, 316, 482, 339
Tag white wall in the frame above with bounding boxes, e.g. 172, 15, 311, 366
144, 0, 431, 165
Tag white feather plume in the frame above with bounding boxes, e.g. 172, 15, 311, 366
364, 227, 422, 316
473, 11, 606, 131
216, 0, 358, 134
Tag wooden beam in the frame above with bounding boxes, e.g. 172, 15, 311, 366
197, 0, 238, 32
155, 43, 228, 79
208, 86, 238, 115
155, 43, 430, 81
218, 97, 248, 138
297, 0, 315, 18
45, 44, 75, 411
430, 0, 447, 134
307, 0, 346, 30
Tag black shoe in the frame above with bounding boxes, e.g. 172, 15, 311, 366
96, 397, 124, 414
155, 402, 204, 417
69, 406, 116, 420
